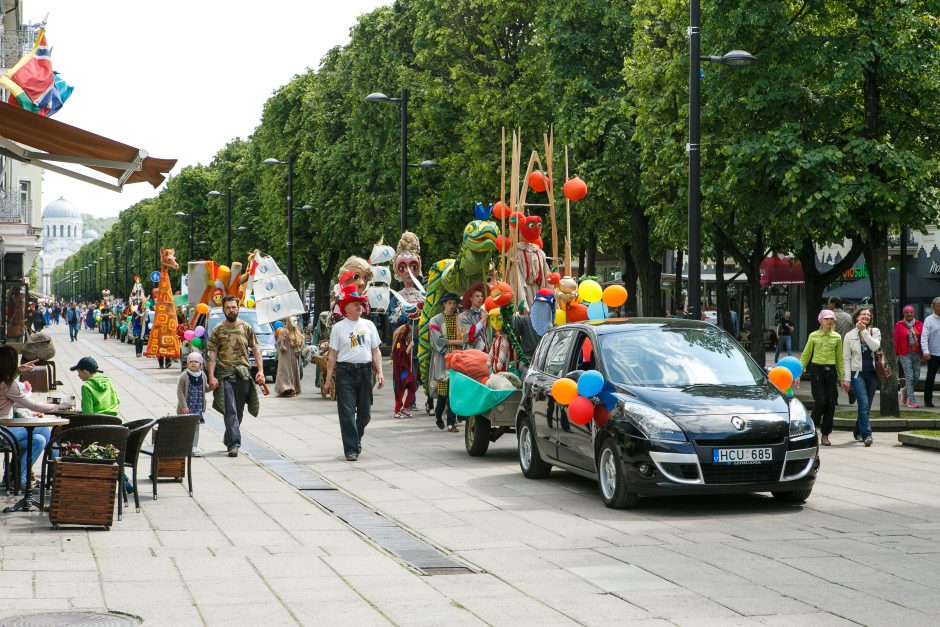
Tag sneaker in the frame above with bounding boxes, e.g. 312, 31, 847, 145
864, 437, 873, 447
854, 433, 862, 441
394, 411, 403, 419
227, 445, 239, 457
448, 424, 459, 433
821, 435, 831, 446
436, 418, 445, 430
401, 408, 412, 418
346, 452, 358, 461
907, 400, 919, 408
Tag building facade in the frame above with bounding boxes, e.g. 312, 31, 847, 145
36, 197, 98, 294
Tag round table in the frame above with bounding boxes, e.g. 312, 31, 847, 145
0, 416, 69, 513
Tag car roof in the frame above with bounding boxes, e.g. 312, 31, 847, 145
554, 317, 717, 336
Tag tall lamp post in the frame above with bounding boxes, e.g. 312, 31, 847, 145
365, 90, 439, 233
208, 190, 232, 267
139, 231, 150, 277
687, 1, 754, 321
263, 157, 315, 289
174, 212, 195, 262
125, 240, 135, 290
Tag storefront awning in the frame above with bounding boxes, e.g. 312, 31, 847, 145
0, 102, 176, 192
760, 256, 804, 286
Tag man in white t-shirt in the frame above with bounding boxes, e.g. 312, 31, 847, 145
324, 286, 385, 461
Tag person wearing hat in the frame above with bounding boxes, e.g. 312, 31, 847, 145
428, 292, 463, 431
71, 356, 120, 416
177, 351, 209, 456
458, 284, 488, 352
323, 285, 384, 461
797, 310, 843, 446
895, 305, 924, 408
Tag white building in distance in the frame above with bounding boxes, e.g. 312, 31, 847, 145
37, 197, 98, 294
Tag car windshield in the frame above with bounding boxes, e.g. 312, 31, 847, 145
206, 309, 273, 335
600, 326, 764, 387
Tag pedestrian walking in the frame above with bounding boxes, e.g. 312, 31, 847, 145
894, 305, 924, 408
70, 356, 120, 416
391, 323, 417, 418
132, 303, 148, 357
429, 293, 462, 432
207, 296, 265, 457
66, 302, 80, 342
274, 318, 303, 397
842, 308, 881, 446
322, 286, 384, 461
775, 310, 795, 362
177, 352, 208, 456
798, 309, 843, 446
920, 297, 940, 408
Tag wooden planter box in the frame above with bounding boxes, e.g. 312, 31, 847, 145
48, 459, 119, 529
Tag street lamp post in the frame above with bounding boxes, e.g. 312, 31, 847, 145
687, 1, 755, 321
263, 158, 315, 291
174, 212, 195, 261
140, 231, 150, 278
208, 190, 233, 266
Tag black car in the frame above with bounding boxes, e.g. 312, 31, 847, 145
516, 319, 819, 508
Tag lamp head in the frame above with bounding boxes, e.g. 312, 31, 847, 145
174, 211, 188, 217
208, 190, 222, 197
365, 92, 391, 102
719, 50, 756, 66
263, 158, 285, 166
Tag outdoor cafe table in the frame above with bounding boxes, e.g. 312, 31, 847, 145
0, 415, 69, 513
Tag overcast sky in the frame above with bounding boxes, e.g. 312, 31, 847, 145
26, 0, 390, 217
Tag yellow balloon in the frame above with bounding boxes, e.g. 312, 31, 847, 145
246, 298, 255, 308
554, 309, 567, 326
217, 265, 231, 286
578, 279, 602, 303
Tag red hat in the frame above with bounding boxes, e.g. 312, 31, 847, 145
339, 285, 368, 312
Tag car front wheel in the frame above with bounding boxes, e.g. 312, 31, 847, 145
598, 439, 639, 509
771, 488, 813, 503
518, 415, 551, 478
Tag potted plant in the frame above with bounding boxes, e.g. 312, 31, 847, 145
49, 441, 120, 529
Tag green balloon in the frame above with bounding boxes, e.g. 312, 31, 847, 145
191, 337, 204, 349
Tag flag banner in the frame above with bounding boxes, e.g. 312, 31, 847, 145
0, 29, 72, 116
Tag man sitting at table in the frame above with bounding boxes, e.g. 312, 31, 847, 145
70, 357, 120, 416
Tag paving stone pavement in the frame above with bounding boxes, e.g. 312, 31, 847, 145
1, 322, 939, 626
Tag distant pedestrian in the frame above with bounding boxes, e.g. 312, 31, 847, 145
920, 297, 940, 408
894, 305, 924, 408
323, 286, 384, 461
798, 309, 843, 446
66, 302, 80, 342
429, 293, 462, 432
132, 303, 148, 357
177, 352, 208, 456
391, 323, 417, 418
274, 318, 303, 397
842, 308, 880, 447
827, 297, 854, 338
775, 310, 795, 362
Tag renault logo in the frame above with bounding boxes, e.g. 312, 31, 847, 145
731, 416, 746, 431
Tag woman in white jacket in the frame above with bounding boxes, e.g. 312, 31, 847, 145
841, 308, 880, 446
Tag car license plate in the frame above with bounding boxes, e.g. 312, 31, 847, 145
713, 447, 773, 464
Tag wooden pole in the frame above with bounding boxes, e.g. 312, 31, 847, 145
565, 145, 572, 277
500, 127, 506, 278
544, 128, 558, 264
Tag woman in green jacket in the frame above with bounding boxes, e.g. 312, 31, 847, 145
798, 309, 843, 446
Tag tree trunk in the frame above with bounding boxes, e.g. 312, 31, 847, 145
629, 202, 664, 317
864, 230, 900, 417
578, 246, 585, 278
797, 237, 863, 335
620, 244, 639, 316
715, 226, 766, 366
674, 249, 684, 311
586, 230, 597, 277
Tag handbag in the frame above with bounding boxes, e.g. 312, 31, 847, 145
874, 350, 892, 379
22, 331, 55, 362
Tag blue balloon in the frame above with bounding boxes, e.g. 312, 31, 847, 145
587, 301, 608, 321
777, 356, 803, 380
577, 369, 605, 397
599, 391, 618, 412
272, 321, 284, 330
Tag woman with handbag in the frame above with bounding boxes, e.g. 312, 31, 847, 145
842, 308, 881, 447
798, 309, 843, 446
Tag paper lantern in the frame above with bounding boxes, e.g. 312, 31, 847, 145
567, 303, 589, 322
563, 176, 588, 201
196, 303, 209, 314
602, 284, 628, 308
183, 330, 195, 341
579, 280, 603, 303
577, 370, 605, 397
528, 171, 548, 193
194, 325, 206, 338
492, 200, 510, 220
768, 366, 794, 392
568, 396, 594, 425
551, 378, 578, 406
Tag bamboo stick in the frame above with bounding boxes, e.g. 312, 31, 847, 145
500, 127, 506, 278
544, 128, 558, 264
565, 145, 572, 277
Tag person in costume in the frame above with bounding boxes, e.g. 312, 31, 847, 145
391, 323, 417, 418
488, 307, 515, 374
428, 293, 462, 432
511, 288, 556, 365
458, 283, 487, 351
331, 256, 373, 322
274, 317, 304, 397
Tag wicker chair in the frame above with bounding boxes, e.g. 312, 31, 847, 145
140, 415, 199, 500
121, 418, 157, 512
45, 425, 130, 520
0, 426, 21, 495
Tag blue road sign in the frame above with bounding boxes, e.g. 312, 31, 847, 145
150, 271, 161, 283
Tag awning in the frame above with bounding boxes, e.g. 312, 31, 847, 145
760, 256, 804, 286
0, 102, 176, 191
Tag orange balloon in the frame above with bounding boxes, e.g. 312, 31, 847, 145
567, 303, 589, 322
492, 201, 510, 220
768, 366, 794, 392
528, 171, 548, 193
196, 303, 209, 314
551, 378, 578, 406
563, 176, 588, 201
568, 396, 594, 425
602, 284, 628, 308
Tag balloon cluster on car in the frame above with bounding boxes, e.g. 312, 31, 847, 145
550, 369, 618, 427
770, 357, 803, 395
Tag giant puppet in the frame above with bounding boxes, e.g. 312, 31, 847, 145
145, 248, 181, 361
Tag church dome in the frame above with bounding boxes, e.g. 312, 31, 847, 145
82, 229, 99, 240
42, 196, 81, 219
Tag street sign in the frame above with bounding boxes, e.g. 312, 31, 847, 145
150, 271, 161, 283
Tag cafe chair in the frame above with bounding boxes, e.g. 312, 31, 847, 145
140, 415, 199, 501
0, 426, 22, 495
121, 418, 157, 512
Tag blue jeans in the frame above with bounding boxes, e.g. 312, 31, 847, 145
775, 335, 792, 361
221, 379, 250, 448
68, 322, 79, 340
9, 426, 51, 483
899, 353, 921, 404
335, 363, 373, 457
850, 371, 877, 440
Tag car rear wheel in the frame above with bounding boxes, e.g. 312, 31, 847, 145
465, 415, 491, 457
771, 488, 813, 503
598, 439, 639, 509
518, 415, 551, 478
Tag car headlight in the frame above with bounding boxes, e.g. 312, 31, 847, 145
622, 402, 688, 442
788, 398, 814, 440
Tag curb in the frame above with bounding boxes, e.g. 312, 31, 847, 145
834, 417, 940, 431
898, 431, 940, 451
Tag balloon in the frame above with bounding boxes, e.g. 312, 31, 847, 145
785, 387, 793, 396
578, 279, 602, 303
554, 309, 567, 326
587, 301, 608, 321
551, 378, 578, 405
577, 370, 605, 397
196, 303, 209, 314
568, 396, 594, 425
191, 337, 204, 349
563, 176, 588, 201
602, 284, 628, 308
768, 366, 794, 392
246, 298, 255, 308
492, 201, 510, 220
598, 391, 618, 412
183, 330, 195, 341
776, 356, 803, 381
547, 272, 561, 286
217, 265, 231, 286
194, 326, 206, 338
567, 303, 589, 322
581, 337, 593, 363
528, 171, 548, 193
276, 327, 282, 337
593, 404, 610, 427
272, 321, 284, 330
494, 235, 512, 252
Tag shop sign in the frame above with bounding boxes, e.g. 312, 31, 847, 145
843, 265, 868, 279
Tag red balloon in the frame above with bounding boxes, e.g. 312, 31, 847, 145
594, 403, 610, 427
492, 201, 510, 220
563, 176, 588, 201
567, 303, 589, 322
568, 396, 594, 425
528, 171, 548, 193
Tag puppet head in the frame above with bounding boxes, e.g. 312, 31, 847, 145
160, 248, 179, 271
488, 307, 503, 332
338, 256, 372, 293
393, 231, 422, 288
520, 215, 543, 248
210, 288, 224, 307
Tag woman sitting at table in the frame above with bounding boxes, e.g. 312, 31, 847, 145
0, 346, 72, 486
